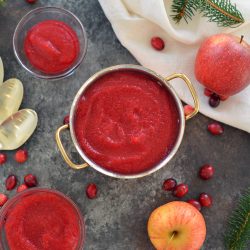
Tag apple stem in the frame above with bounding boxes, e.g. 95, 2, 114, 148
240, 35, 244, 44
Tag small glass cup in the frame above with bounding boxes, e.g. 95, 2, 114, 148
0, 188, 85, 249
13, 7, 87, 80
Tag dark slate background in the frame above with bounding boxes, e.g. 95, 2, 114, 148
0, 1, 249, 249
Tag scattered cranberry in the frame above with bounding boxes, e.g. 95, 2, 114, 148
204, 88, 213, 97
0, 193, 8, 206
86, 183, 97, 199
24, 174, 37, 187
0, 153, 7, 165
63, 114, 70, 125
199, 164, 214, 180
184, 105, 194, 116
173, 184, 188, 198
26, 0, 36, 3
209, 93, 220, 108
199, 193, 213, 207
208, 122, 224, 135
187, 199, 201, 211
15, 149, 28, 163
162, 178, 177, 191
5, 175, 17, 191
151, 37, 165, 51
17, 184, 28, 193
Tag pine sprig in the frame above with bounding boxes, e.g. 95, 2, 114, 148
171, 0, 199, 23
225, 187, 250, 250
200, 0, 244, 27
171, 0, 244, 27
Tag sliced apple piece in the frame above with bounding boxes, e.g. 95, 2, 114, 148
148, 201, 206, 250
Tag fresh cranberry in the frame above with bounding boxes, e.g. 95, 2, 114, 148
209, 93, 220, 108
17, 184, 28, 193
199, 193, 212, 207
0, 193, 8, 206
162, 178, 177, 191
24, 174, 37, 187
63, 114, 70, 125
5, 175, 17, 191
26, 0, 36, 3
173, 184, 188, 198
204, 88, 213, 97
86, 183, 97, 199
184, 105, 194, 116
151, 37, 165, 51
15, 149, 28, 163
219, 95, 228, 101
187, 199, 201, 211
208, 122, 224, 135
199, 164, 214, 180
0, 153, 7, 165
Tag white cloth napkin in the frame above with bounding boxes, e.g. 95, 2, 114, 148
98, 0, 250, 133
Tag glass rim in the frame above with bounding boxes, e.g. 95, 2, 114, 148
13, 6, 88, 80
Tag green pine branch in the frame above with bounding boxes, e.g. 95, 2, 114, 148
225, 187, 250, 250
171, 0, 244, 27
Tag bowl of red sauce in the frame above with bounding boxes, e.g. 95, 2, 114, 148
13, 7, 87, 80
0, 188, 85, 250
56, 65, 199, 178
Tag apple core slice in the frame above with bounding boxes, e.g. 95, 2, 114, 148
148, 201, 206, 250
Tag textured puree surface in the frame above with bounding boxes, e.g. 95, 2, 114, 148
0, 1, 249, 249
5, 192, 81, 250
74, 70, 180, 174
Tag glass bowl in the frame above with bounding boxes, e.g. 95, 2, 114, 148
13, 7, 87, 80
0, 188, 85, 249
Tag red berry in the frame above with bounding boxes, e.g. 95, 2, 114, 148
199, 193, 212, 207
5, 175, 17, 191
219, 95, 229, 101
173, 184, 188, 198
209, 93, 220, 108
208, 122, 224, 135
17, 184, 28, 193
184, 105, 194, 116
187, 199, 202, 211
15, 149, 28, 163
86, 183, 97, 199
162, 178, 177, 191
0, 153, 7, 165
0, 193, 8, 206
151, 37, 165, 51
24, 174, 37, 187
63, 114, 70, 125
199, 164, 214, 180
204, 88, 213, 97
26, 0, 36, 3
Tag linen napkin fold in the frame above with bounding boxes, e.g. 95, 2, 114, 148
98, 0, 250, 133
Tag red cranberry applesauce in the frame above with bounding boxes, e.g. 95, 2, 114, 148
2, 190, 84, 250
24, 20, 79, 74
74, 70, 180, 174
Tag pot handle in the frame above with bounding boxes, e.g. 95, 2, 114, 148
55, 124, 88, 170
166, 73, 199, 120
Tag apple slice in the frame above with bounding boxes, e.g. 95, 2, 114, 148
148, 201, 206, 250
0, 57, 3, 85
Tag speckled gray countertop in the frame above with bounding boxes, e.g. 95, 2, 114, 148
0, 1, 249, 250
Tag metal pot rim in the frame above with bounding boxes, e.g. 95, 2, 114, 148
69, 64, 186, 179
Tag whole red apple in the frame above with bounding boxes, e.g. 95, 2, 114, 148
195, 34, 250, 97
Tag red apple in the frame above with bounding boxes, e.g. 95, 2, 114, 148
195, 34, 250, 97
147, 201, 206, 250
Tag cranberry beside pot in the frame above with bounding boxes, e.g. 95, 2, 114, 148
55, 65, 199, 179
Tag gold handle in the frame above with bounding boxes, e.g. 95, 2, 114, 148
55, 124, 88, 170
166, 73, 199, 120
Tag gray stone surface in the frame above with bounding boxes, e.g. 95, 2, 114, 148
0, 1, 249, 249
